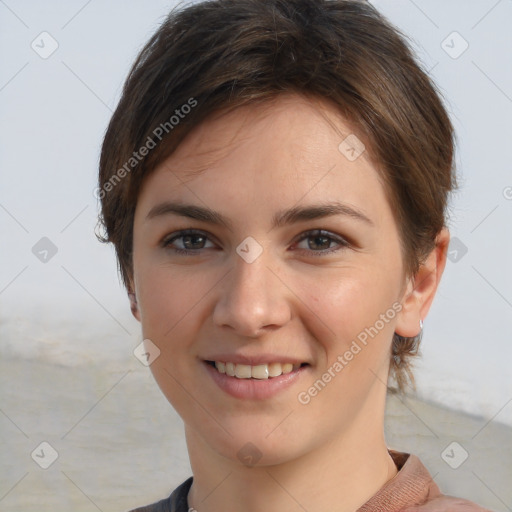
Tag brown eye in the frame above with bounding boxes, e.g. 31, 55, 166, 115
293, 230, 349, 256
162, 229, 216, 255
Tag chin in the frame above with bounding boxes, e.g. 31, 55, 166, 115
197, 424, 309, 468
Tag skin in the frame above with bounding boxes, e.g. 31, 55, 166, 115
128, 93, 449, 512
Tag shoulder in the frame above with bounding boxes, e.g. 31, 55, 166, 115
392, 453, 491, 512
358, 451, 490, 512
127, 476, 193, 512
400, 495, 493, 512
128, 498, 169, 512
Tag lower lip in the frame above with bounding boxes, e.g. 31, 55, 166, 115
203, 361, 309, 400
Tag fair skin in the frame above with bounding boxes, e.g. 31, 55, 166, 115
128, 93, 449, 512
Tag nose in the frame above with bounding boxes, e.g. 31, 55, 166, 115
212, 248, 292, 337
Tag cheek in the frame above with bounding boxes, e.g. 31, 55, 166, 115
293, 270, 398, 416
295, 266, 398, 360
136, 262, 209, 342
135, 263, 215, 414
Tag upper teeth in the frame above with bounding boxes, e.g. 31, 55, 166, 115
214, 361, 301, 379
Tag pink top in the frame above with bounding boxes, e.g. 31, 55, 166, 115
358, 450, 491, 511
129, 450, 491, 512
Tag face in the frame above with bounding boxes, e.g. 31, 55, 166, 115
130, 93, 409, 466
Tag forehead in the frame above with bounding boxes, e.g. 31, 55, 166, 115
161, 93, 372, 173
135, 93, 391, 228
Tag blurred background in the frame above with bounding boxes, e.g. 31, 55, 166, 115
1, 0, 511, 511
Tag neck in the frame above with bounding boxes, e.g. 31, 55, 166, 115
185, 398, 397, 512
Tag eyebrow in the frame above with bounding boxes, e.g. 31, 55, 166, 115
145, 200, 374, 230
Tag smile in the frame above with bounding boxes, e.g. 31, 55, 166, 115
207, 360, 307, 379
203, 360, 310, 400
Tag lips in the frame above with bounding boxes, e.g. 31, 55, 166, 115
203, 359, 310, 400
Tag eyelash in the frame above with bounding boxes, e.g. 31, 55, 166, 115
161, 229, 350, 257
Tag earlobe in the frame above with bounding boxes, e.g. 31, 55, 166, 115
127, 275, 142, 322
128, 291, 141, 322
394, 228, 450, 338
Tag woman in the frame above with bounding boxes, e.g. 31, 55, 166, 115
97, 1, 490, 510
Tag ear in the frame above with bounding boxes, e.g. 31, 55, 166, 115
127, 278, 141, 322
394, 227, 450, 337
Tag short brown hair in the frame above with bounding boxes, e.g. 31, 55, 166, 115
96, 0, 457, 392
